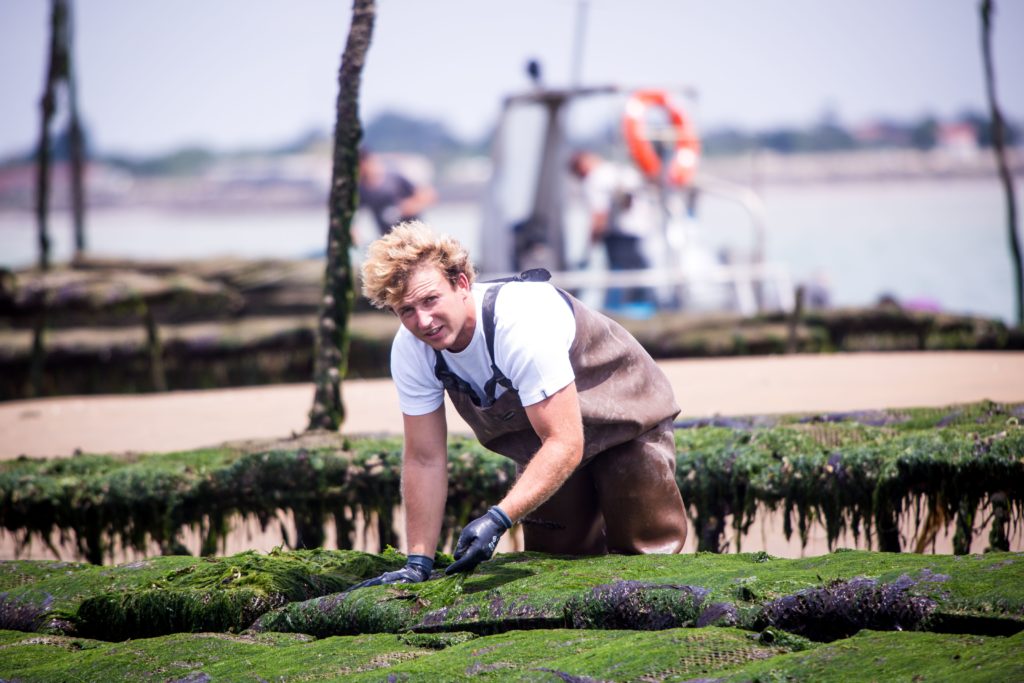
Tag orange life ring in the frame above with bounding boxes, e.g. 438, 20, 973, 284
622, 89, 700, 186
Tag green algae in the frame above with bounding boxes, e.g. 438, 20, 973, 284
2, 401, 1021, 564
0, 432, 515, 564
2, 625, 1019, 682
253, 550, 1024, 639
674, 401, 1024, 553
0, 626, 795, 682
347, 626, 796, 682
563, 580, 715, 630
0, 628, 433, 682
2, 547, 1023, 681
718, 629, 1024, 682
0, 549, 403, 639
253, 572, 469, 638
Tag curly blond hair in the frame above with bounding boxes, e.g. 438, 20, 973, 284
361, 221, 476, 310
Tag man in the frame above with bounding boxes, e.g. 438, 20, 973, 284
352, 221, 687, 588
569, 150, 658, 309
358, 149, 437, 236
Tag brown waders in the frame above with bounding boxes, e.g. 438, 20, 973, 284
435, 280, 688, 555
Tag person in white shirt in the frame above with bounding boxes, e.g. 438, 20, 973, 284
350, 221, 687, 589
569, 150, 658, 308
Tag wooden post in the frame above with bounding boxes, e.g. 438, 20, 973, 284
786, 285, 805, 354
980, 0, 1023, 326
308, 0, 377, 431
143, 304, 167, 392
67, 1, 88, 261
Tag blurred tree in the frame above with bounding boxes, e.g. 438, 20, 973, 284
363, 111, 463, 158
308, 0, 377, 431
104, 146, 215, 177
909, 116, 938, 151
35, 0, 87, 268
30, 0, 87, 398
980, 0, 1022, 326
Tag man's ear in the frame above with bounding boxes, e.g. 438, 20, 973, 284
454, 272, 471, 291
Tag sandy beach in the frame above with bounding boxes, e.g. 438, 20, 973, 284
2, 351, 1022, 459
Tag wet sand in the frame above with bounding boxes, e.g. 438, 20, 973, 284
2, 351, 1022, 559
3, 351, 1022, 459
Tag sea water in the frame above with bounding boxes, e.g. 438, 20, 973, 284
1, 177, 1020, 323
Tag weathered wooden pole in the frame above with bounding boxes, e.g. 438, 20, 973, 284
308, 0, 376, 431
35, 0, 69, 273
29, 0, 72, 397
980, 0, 1023, 326
66, 0, 87, 259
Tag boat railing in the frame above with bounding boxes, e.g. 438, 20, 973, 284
487, 261, 795, 316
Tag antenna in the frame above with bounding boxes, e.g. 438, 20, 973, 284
571, 0, 589, 86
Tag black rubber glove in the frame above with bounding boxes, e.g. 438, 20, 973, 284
348, 554, 434, 591
445, 506, 513, 575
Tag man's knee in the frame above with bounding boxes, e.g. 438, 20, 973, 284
593, 426, 689, 554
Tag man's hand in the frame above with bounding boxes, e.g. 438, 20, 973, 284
445, 506, 513, 575
348, 554, 434, 591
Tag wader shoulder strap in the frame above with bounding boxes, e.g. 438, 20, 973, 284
484, 268, 552, 284
481, 284, 516, 405
433, 268, 572, 408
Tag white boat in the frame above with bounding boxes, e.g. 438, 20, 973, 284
477, 84, 795, 317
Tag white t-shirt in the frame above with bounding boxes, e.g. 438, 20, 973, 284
391, 282, 577, 416
583, 162, 657, 238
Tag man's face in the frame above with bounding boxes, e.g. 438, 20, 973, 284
395, 264, 475, 352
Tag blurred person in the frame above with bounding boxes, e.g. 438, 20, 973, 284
358, 149, 437, 237
569, 150, 658, 310
349, 221, 687, 589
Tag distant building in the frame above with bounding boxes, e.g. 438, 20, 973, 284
0, 160, 134, 210
936, 122, 980, 160
850, 122, 911, 148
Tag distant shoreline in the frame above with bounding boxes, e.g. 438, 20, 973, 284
1, 147, 1020, 214
700, 146, 1024, 187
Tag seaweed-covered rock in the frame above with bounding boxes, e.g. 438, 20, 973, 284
718, 629, 1024, 683
0, 626, 795, 682
3, 625, 1021, 682
563, 580, 712, 630
2, 550, 1024, 680
2, 402, 1021, 564
0, 433, 511, 563
251, 550, 1024, 640
253, 583, 422, 637
0, 549, 403, 639
674, 401, 1024, 553
0, 628, 429, 682
758, 575, 939, 641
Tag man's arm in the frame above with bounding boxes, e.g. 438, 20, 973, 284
498, 382, 584, 522
444, 382, 583, 575
399, 185, 437, 219
402, 405, 450, 557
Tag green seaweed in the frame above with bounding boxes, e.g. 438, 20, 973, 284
348, 626, 795, 682
253, 550, 1024, 639
0, 628, 431, 682
2, 549, 1023, 681
719, 629, 1024, 682
674, 401, 1024, 553
0, 549, 402, 639
2, 402, 1021, 565
2, 625, 1020, 682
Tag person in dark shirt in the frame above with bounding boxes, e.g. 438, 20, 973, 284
358, 149, 437, 236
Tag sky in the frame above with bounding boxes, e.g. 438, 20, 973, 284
1, 0, 1022, 158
